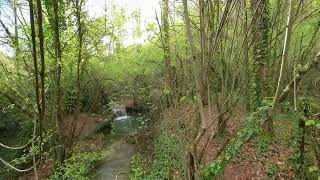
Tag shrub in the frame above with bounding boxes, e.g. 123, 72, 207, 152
130, 154, 147, 180
49, 152, 102, 180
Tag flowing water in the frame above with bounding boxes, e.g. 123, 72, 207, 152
93, 106, 142, 180
94, 140, 135, 180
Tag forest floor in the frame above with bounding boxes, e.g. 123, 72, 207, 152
199, 106, 296, 179
130, 104, 297, 179
225, 116, 295, 179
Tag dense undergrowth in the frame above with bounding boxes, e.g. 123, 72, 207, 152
128, 103, 198, 179
49, 152, 102, 180
148, 104, 198, 179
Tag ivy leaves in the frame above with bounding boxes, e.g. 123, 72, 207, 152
305, 119, 320, 129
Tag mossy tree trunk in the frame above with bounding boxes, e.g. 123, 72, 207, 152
161, 0, 175, 106
251, 0, 270, 110
36, 0, 46, 158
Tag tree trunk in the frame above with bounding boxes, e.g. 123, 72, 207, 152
162, 0, 175, 106
28, 0, 40, 178
251, 0, 270, 110
36, 0, 46, 151
76, 0, 83, 116
71, 0, 83, 143
267, 0, 294, 134
182, 1, 207, 178
13, 0, 20, 57
297, 117, 305, 178
182, 0, 206, 130
29, 0, 41, 118
243, 0, 250, 111
199, 0, 208, 106
273, 0, 295, 106
52, 0, 64, 162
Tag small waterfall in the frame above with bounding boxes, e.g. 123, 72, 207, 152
112, 104, 129, 121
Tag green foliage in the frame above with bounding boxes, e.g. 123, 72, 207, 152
289, 112, 305, 175
12, 130, 53, 166
0, 94, 34, 179
148, 132, 180, 179
308, 165, 320, 180
266, 164, 279, 177
308, 165, 319, 173
305, 119, 320, 128
49, 152, 102, 180
147, 105, 197, 179
135, 116, 149, 130
130, 154, 148, 180
0, 0, 319, 179
289, 97, 320, 179
255, 137, 270, 156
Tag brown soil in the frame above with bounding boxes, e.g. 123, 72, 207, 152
199, 106, 246, 165
222, 116, 296, 180
62, 113, 106, 139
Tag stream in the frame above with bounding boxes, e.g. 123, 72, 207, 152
93, 107, 142, 180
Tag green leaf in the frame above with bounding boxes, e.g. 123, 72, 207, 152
316, 123, 320, 129
308, 166, 318, 172
180, 96, 187, 102
305, 119, 316, 126
163, 88, 170, 95
7, 104, 15, 109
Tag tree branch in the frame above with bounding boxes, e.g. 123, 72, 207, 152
277, 52, 320, 103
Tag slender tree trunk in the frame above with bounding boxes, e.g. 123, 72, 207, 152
273, 0, 295, 106
52, 0, 63, 127
36, 0, 46, 155
243, 0, 250, 111
182, 1, 207, 178
52, 0, 64, 162
76, 0, 83, 115
297, 116, 305, 178
71, 0, 83, 141
29, 0, 41, 132
28, 0, 40, 178
199, 0, 208, 106
13, 0, 19, 57
162, 0, 174, 106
